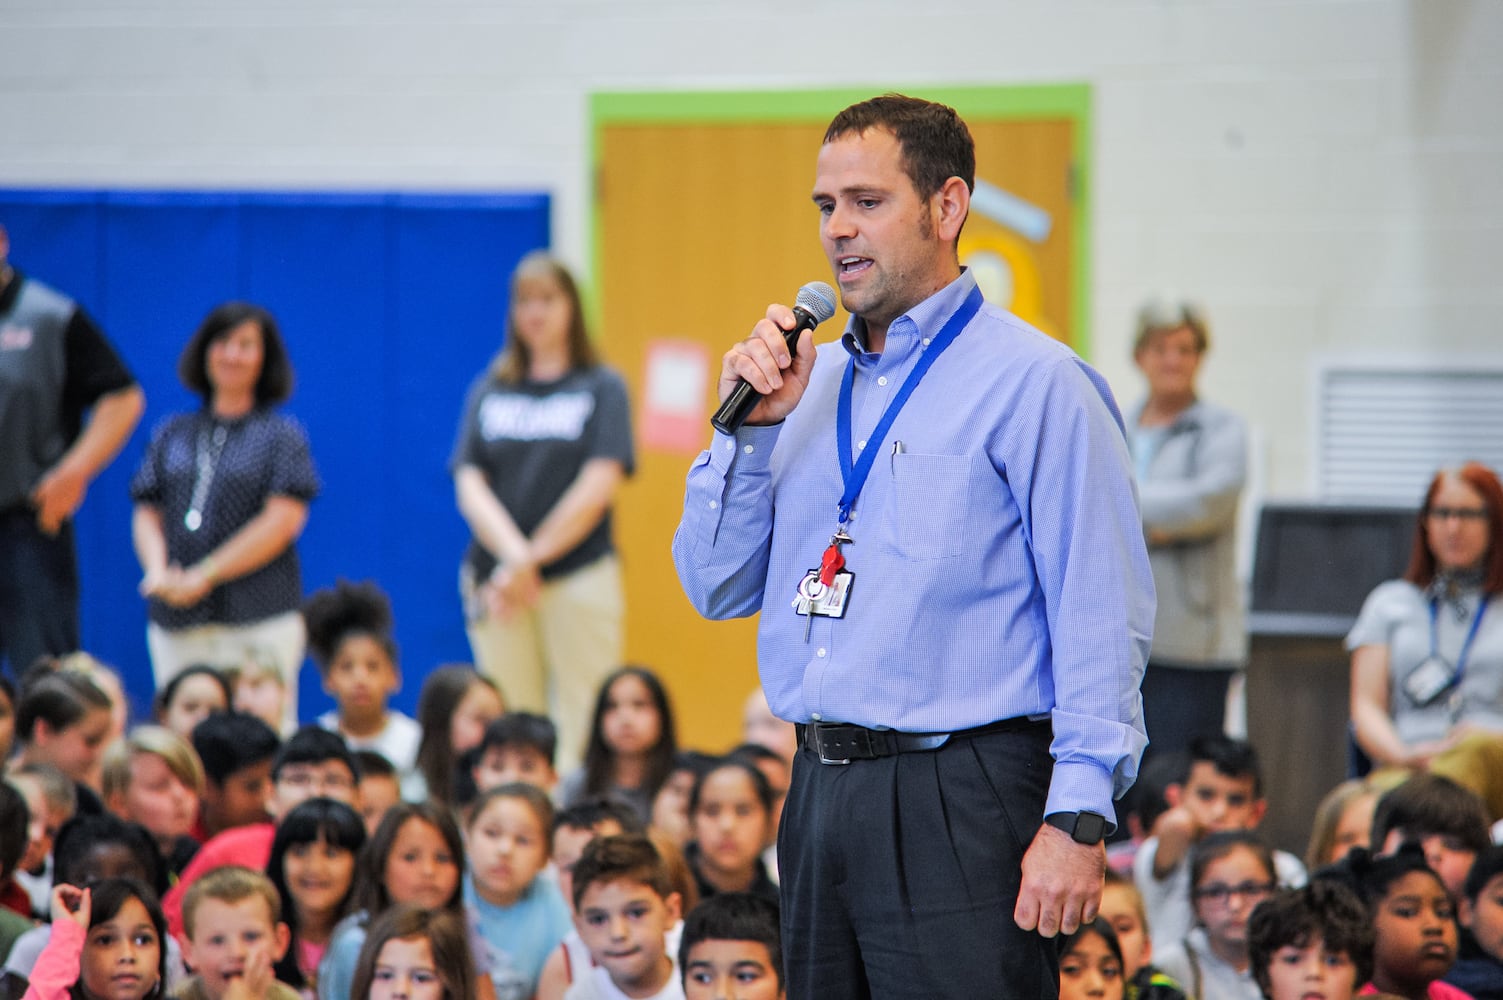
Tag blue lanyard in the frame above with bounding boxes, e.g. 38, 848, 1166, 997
835, 286, 984, 525
1427, 595, 1490, 684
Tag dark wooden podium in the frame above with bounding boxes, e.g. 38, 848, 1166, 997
1240, 504, 1415, 857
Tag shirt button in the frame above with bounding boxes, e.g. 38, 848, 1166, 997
922, 338, 931, 347
708, 500, 718, 509
877, 376, 888, 386
811, 712, 823, 721
743, 444, 754, 454
817, 648, 827, 657
857, 440, 866, 450
725, 440, 734, 450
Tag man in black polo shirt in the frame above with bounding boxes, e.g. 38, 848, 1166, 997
0, 224, 145, 673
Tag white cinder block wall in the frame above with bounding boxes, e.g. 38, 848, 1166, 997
2, 0, 1499, 498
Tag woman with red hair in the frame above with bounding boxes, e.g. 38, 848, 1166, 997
1348, 461, 1503, 817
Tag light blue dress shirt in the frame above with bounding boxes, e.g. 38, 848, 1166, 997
673, 270, 1154, 821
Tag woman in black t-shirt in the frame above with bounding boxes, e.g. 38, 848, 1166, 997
451, 252, 634, 772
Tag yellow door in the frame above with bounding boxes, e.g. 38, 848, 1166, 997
593, 88, 1087, 750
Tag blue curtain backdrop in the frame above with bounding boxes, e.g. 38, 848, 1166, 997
1, 188, 551, 722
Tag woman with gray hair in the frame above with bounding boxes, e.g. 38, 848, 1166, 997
1128, 299, 1249, 758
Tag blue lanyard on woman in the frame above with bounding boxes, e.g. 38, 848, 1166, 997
1427, 595, 1491, 685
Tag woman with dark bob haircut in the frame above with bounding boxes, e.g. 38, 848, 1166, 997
129, 301, 320, 731
1349, 461, 1503, 819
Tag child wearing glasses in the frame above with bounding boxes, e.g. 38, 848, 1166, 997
1134, 736, 1308, 953
1153, 831, 1279, 1000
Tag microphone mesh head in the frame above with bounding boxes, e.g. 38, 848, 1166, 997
796, 282, 838, 323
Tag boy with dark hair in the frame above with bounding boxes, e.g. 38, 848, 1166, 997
536, 799, 648, 1000
165, 725, 359, 942
1448, 844, 1503, 998
1247, 881, 1372, 1000
350, 749, 400, 834
191, 710, 282, 840
562, 834, 683, 1000
471, 711, 559, 795
1134, 735, 1306, 951
1370, 773, 1490, 900
679, 892, 783, 1000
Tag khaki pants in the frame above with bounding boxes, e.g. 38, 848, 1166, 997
464, 554, 623, 774
147, 610, 306, 734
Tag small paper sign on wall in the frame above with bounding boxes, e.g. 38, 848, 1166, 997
641, 338, 712, 452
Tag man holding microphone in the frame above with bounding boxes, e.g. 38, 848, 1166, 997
673, 94, 1155, 998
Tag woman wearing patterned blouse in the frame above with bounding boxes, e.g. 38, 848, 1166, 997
130, 302, 319, 729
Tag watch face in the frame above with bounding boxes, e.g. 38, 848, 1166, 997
1075, 812, 1107, 844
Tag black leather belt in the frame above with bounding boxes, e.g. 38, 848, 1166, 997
797, 716, 1043, 765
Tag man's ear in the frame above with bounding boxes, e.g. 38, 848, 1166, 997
665, 891, 682, 925
933, 176, 970, 245
1163, 782, 1184, 809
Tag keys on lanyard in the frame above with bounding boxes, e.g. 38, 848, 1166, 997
793, 525, 855, 640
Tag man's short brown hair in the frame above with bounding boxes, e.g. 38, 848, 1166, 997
824, 93, 976, 200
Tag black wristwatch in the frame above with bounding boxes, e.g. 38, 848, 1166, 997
1044, 810, 1110, 845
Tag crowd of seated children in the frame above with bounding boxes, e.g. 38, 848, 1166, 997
36, 594, 1503, 1000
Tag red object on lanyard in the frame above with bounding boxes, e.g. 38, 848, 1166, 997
818, 543, 846, 587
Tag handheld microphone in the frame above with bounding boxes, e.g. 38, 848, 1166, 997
710, 281, 837, 435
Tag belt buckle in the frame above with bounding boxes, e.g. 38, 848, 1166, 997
814, 725, 855, 765
818, 745, 853, 765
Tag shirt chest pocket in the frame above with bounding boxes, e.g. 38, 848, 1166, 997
886, 452, 972, 561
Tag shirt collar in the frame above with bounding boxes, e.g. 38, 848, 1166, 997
841, 267, 978, 360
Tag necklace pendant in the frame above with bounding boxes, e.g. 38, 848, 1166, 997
184, 509, 202, 532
